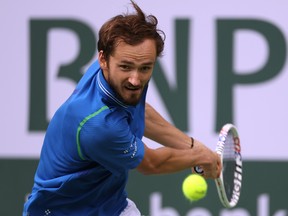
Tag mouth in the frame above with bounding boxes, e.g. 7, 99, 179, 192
117, 84, 146, 105
125, 85, 142, 92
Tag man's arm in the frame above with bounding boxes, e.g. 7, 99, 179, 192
137, 144, 220, 179
145, 103, 202, 150
140, 103, 221, 179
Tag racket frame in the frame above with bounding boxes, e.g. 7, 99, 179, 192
215, 123, 242, 208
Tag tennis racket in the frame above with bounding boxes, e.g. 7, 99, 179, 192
194, 123, 242, 208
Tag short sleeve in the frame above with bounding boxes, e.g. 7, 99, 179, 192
78, 109, 145, 176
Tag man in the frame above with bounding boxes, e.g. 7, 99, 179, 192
23, 1, 220, 215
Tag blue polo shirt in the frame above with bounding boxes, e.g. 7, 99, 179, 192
23, 60, 146, 216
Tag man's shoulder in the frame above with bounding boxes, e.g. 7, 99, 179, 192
78, 106, 132, 147
87, 106, 129, 129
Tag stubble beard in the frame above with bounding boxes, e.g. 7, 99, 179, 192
107, 73, 146, 106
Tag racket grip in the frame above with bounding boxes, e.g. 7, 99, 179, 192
194, 166, 204, 174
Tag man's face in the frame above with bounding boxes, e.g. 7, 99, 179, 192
99, 39, 157, 106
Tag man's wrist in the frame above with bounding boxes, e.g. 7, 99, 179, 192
190, 137, 194, 148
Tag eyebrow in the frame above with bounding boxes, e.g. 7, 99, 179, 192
120, 60, 155, 66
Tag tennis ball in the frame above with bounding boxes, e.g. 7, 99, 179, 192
182, 174, 208, 201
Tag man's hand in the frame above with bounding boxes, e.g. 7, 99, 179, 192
192, 142, 222, 179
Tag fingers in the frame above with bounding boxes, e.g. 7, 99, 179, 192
196, 152, 221, 179
216, 153, 222, 178
190, 144, 221, 179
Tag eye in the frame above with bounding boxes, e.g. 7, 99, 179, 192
139, 66, 152, 73
119, 64, 131, 71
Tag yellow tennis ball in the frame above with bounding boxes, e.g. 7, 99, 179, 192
182, 174, 208, 201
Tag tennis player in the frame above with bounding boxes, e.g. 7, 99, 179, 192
23, 1, 220, 215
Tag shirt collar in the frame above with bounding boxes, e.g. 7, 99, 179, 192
96, 68, 129, 108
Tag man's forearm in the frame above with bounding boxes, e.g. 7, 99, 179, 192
144, 103, 192, 149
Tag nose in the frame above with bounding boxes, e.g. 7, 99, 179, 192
128, 71, 141, 87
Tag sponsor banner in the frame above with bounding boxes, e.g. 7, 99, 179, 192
1, 1, 288, 160
127, 162, 288, 216
1, 160, 287, 215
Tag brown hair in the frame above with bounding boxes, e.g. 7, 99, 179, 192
97, 0, 165, 60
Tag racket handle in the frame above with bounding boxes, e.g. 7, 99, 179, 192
194, 166, 204, 174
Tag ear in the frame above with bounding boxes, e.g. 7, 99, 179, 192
98, 51, 108, 70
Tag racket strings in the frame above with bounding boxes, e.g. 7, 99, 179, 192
222, 132, 237, 202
